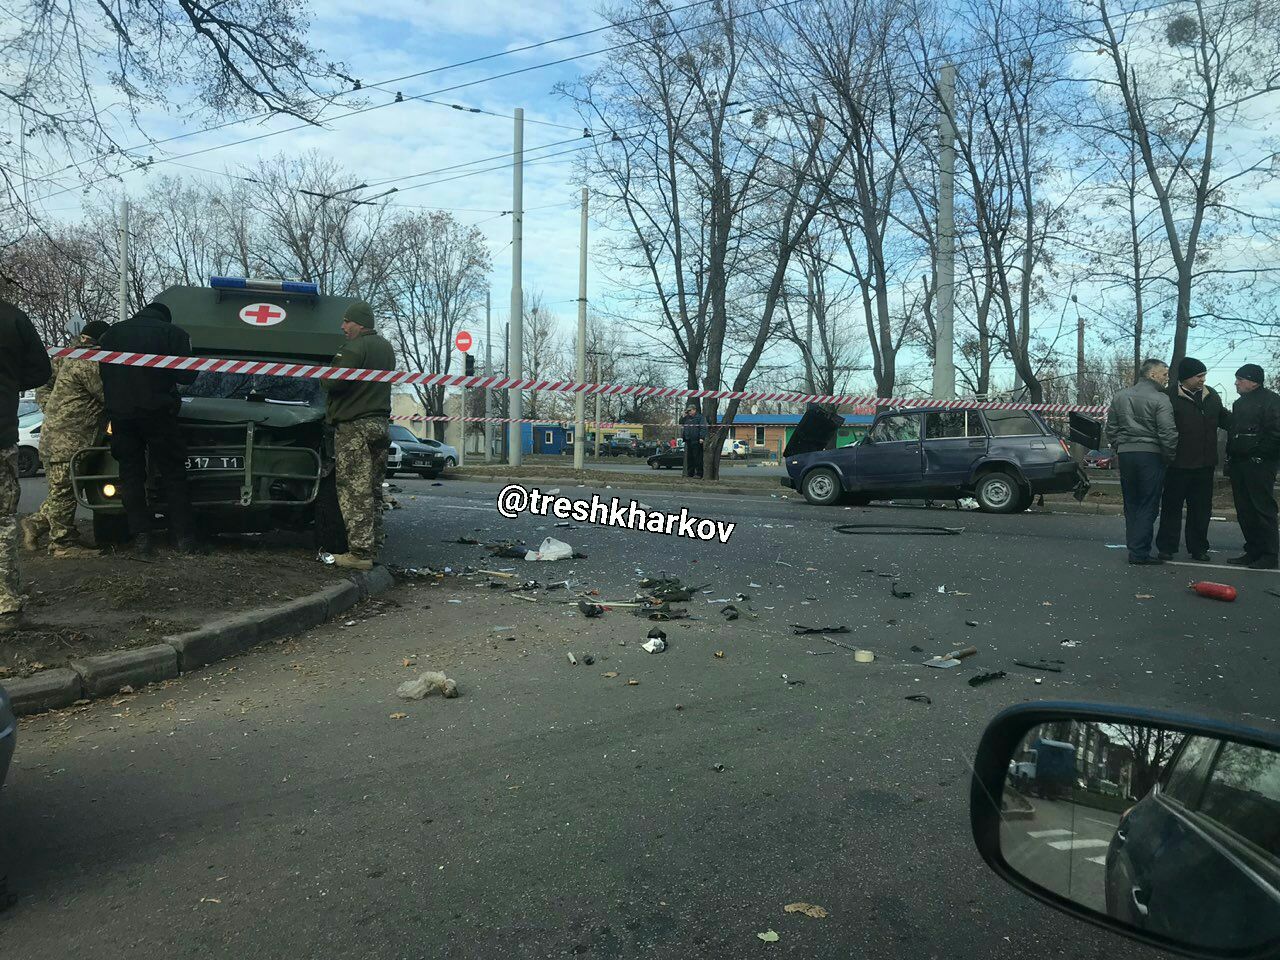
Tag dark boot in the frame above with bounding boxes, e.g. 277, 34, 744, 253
134, 532, 157, 559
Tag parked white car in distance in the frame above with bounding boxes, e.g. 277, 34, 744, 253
720, 438, 750, 460
16, 410, 43, 478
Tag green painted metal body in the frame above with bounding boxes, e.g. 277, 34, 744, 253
71, 283, 359, 531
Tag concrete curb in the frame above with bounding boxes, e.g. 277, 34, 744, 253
6, 566, 395, 717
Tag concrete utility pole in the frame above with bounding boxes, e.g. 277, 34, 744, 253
1075, 295, 1085, 404
932, 63, 956, 400
484, 290, 493, 462
507, 108, 525, 466
574, 188, 589, 472
118, 198, 130, 324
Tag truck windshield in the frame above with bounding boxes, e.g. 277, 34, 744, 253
183, 372, 322, 406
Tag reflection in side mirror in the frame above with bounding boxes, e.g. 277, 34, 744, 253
972, 706, 1280, 959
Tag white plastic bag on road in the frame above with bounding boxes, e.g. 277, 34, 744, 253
525, 537, 574, 562
397, 671, 459, 700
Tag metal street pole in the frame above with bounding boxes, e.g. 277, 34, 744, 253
507, 107, 525, 466
484, 289, 493, 462
932, 63, 956, 400
118, 198, 130, 323
574, 188, 588, 471
594, 356, 602, 460
1075, 295, 1085, 405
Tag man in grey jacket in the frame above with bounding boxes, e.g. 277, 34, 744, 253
1106, 358, 1179, 565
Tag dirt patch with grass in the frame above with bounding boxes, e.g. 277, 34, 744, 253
1, 533, 352, 680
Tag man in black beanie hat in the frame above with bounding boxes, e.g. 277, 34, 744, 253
1154, 356, 1229, 562
1226, 363, 1280, 569
98, 301, 200, 557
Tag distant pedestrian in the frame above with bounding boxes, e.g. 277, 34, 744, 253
98, 302, 200, 557
1105, 359, 1178, 565
23, 320, 112, 558
1154, 357, 1229, 563
1225, 364, 1280, 570
680, 403, 707, 479
322, 301, 395, 571
1, 297, 54, 633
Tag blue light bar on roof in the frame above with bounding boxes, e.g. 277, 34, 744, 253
210, 276, 319, 295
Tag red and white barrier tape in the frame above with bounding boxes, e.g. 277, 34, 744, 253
51, 346, 1108, 416
392, 414, 624, 427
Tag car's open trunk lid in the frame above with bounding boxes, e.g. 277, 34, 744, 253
783, 405, 845, 457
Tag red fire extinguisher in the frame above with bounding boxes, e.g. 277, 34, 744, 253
1190, 581, 1237, 602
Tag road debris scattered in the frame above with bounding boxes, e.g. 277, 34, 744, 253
578, 600, 605, 618
1191, 581, 1237, 602
641, 637, 667, 654
720, 604, 740, 621
1012, 659, 1064, 673
923, 646, 978, 669
904, 694, 932, 705
714, 650, 725, 658
792, 624, 849, 635
567, 652, 578, 666
781, 674, 805, 686
602, 671, 619, 679
784, 903, 829, 919
891, 582, 914, 598
968, 671, 1007, 687
824, 636, 859, 653
646, 627, 667, 641
854, 649, 875, 663
757, 931, 780, 943
396, 671, 459, 699
389, 712, 408, 720
526, 537, 575, 561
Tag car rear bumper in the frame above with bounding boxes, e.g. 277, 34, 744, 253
1029, 461, 1088, 495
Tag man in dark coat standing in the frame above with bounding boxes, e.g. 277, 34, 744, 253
98, 302, 200, 557
680, 402, 708, 479
1226, 363, 1280, 570
1155, 357, 1230, 562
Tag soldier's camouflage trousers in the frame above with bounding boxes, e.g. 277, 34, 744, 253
27, 460, 81, 547
335, 418, 390, 560
1, 446, 22, 616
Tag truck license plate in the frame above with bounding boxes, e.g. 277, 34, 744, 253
185, 456, 244, 471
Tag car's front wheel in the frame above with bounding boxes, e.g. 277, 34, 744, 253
974, 471, 1021, 513
17, 446, 40, 478
802, 468, 842, 506
444, 457, 456, 468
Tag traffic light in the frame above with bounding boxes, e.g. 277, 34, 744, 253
464, 352, 475, 376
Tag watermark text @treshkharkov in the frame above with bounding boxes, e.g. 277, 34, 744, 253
496, 483, 735, 543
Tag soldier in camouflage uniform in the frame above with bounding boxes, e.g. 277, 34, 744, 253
322, 302, 395, 571
22, 320, 111, 557
2, 297, 54, 632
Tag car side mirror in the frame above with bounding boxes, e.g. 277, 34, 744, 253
971, 703, 1280, 960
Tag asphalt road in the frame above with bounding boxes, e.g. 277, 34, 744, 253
1003, 797, 1121, 914
3, 474, 1278, 959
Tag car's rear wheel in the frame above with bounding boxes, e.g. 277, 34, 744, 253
802, 468, 842, 506
92, 511, 132, 546
648, 460, 660, 470
975, 471, 1020, 513
17, 446, 40, 478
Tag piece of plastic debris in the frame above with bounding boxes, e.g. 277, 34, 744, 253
1191, 581, 1237, 602
757, 931, 780, 942
1012, 659, 1064, 673
792, 624, 849, 635
720, 604, 739, 621
965, 619, 979, 627
526, 537, 574, 561
317, 550, 336, 565
1061, 640, 1080, 648
567, 652, 578, 666
937, 585, 946, 593
627, 679, 639, 686
581, 654, 595, 666
904, 694, 932, 705
748, 582, 762, 588
712, 762, 725, 772
891, 583, 914, 598
578, 600, 605, 618
646, 627, 667, 640
641, 638, 667, 654
968, 671, 1007, 687
854, 649, 875, 663
602, 671, 619, 679
784, 903, 829, 919
396, 671, 459, 700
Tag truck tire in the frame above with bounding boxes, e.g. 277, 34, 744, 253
802, 468, 842, 506
975, 471, 1020, 514
92, 511, 132, 546
17, 446, 40, 478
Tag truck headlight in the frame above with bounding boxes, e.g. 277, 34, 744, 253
103, 484, 117, 498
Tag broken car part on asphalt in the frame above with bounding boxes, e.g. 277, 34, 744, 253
923, 646, 978, 669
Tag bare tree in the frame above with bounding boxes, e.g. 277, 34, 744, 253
521, 291, 567, 421
1, 0, 346, 232
1078, 0, 1280, 372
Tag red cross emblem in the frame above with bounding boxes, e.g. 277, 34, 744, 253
239, 302, 287, 326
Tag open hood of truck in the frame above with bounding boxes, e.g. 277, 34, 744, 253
178, 396, 326, 429
783, 405, 847, 457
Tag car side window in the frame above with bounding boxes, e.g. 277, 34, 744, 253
390, 426, 415, 443
982, 410, 1042, 437
925, 411, 984, 439
870, 414, 920, 443
1198, 742, 1280, 856
1162, 735, 1219, 806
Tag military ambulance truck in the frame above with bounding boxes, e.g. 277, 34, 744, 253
70, 277, 372, 546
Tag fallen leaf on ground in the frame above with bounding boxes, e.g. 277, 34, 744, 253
602, 671, 619, 678
389, 712, 408, 720
757, 930, 780, 942
784, 903, 829, 919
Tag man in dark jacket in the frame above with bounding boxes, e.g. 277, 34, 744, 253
98, 302, 199, 556
1155, 357, 1230, 562
1, 297, 54, 631
680, 403, 708, 479
1226, 364, 1280, 570
1105, 358, 1178, 565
